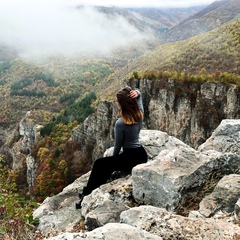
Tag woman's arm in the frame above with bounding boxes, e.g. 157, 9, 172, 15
112, 120, 124, 156
130, 90, 144, 114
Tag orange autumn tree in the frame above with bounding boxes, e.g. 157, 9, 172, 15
34, 122, 78, 202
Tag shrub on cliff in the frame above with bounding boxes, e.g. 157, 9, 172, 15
0, 156, 39, 239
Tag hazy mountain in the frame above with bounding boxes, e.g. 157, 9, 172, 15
127, 6, 206, 29
0, 4, 163, 61
0, 45, 18, 62
93, 6, 166, 36
101, 19, 240, 95
162, 0, 240, 42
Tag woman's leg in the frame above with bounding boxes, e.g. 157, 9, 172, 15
115, 146, 148, 173
76, 156, 117, 208
76, 146, 148, 208
83, 155, 122, 195
83, 146, 148, 195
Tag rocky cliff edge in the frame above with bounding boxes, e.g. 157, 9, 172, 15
33, 119, 240, 240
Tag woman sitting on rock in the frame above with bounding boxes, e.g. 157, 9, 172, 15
76, 86, 148, 209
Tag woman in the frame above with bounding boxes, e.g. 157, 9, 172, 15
76, 86, 148, 209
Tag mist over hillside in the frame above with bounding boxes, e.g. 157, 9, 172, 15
0, 3, 158, 60
0, 1, 210, 61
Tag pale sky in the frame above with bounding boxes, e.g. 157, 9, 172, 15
77, 0, 215, 8
1, 0, 215, 8
0, 0, 215, 59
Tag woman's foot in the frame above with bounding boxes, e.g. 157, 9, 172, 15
79, 192, 84, 199
75, 192, 84, 209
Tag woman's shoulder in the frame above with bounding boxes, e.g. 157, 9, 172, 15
115, 118, 126, 128
116, 118, 123, 125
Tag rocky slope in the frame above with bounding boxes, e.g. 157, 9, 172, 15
33, 119, 240, 239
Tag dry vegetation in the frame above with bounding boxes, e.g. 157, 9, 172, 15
0, 58, 113, 128
118, 20, 240, 80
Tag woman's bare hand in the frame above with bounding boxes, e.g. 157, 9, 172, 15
129, 90, 138, 99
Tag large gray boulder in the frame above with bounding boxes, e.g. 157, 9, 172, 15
33, 172, 90, 234
81, 176, 134, 231
198, 174, 240, 218
198, 119, 240, 155
120, 205, 240, 240
48, 223, 162, 240
132, 148, 239, 211
132, 119, 240, 211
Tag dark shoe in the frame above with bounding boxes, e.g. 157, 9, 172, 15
75, 201, 82, 209
79, 192, 84, 199
75, 192, 85, 209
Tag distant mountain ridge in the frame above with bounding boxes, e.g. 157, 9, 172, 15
101, 0, 240, 86
162, 0, 240, 42
186, 0, 228, 19
101, 19, 240, 97
127, 6, 205, 29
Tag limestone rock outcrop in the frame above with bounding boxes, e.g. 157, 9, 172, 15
198, 119, 240, 155
71, 100, 118, 160
33, 119, 240, 240
48, 223, 163, 240
198, 174, 240, 218
140, 79, 240, 149
120, 206, 240, 240
1, 111, 43, 171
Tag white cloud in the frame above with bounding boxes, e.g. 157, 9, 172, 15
0, 0, 214, 59
0, 1, 148, 59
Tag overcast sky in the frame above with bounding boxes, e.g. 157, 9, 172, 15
75, 0, 215, 8
2, 0, 215, 8
0, 0, 215, 59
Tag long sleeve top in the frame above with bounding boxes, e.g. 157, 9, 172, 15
113, 90, 144, 156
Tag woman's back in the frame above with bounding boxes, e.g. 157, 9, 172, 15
113, 88, 144, 156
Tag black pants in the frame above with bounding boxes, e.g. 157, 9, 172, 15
83, 146, 148, 195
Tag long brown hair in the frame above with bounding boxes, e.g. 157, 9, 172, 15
116, 86, 143, 125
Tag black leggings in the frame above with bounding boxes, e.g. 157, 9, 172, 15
83, 146, 148, 195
